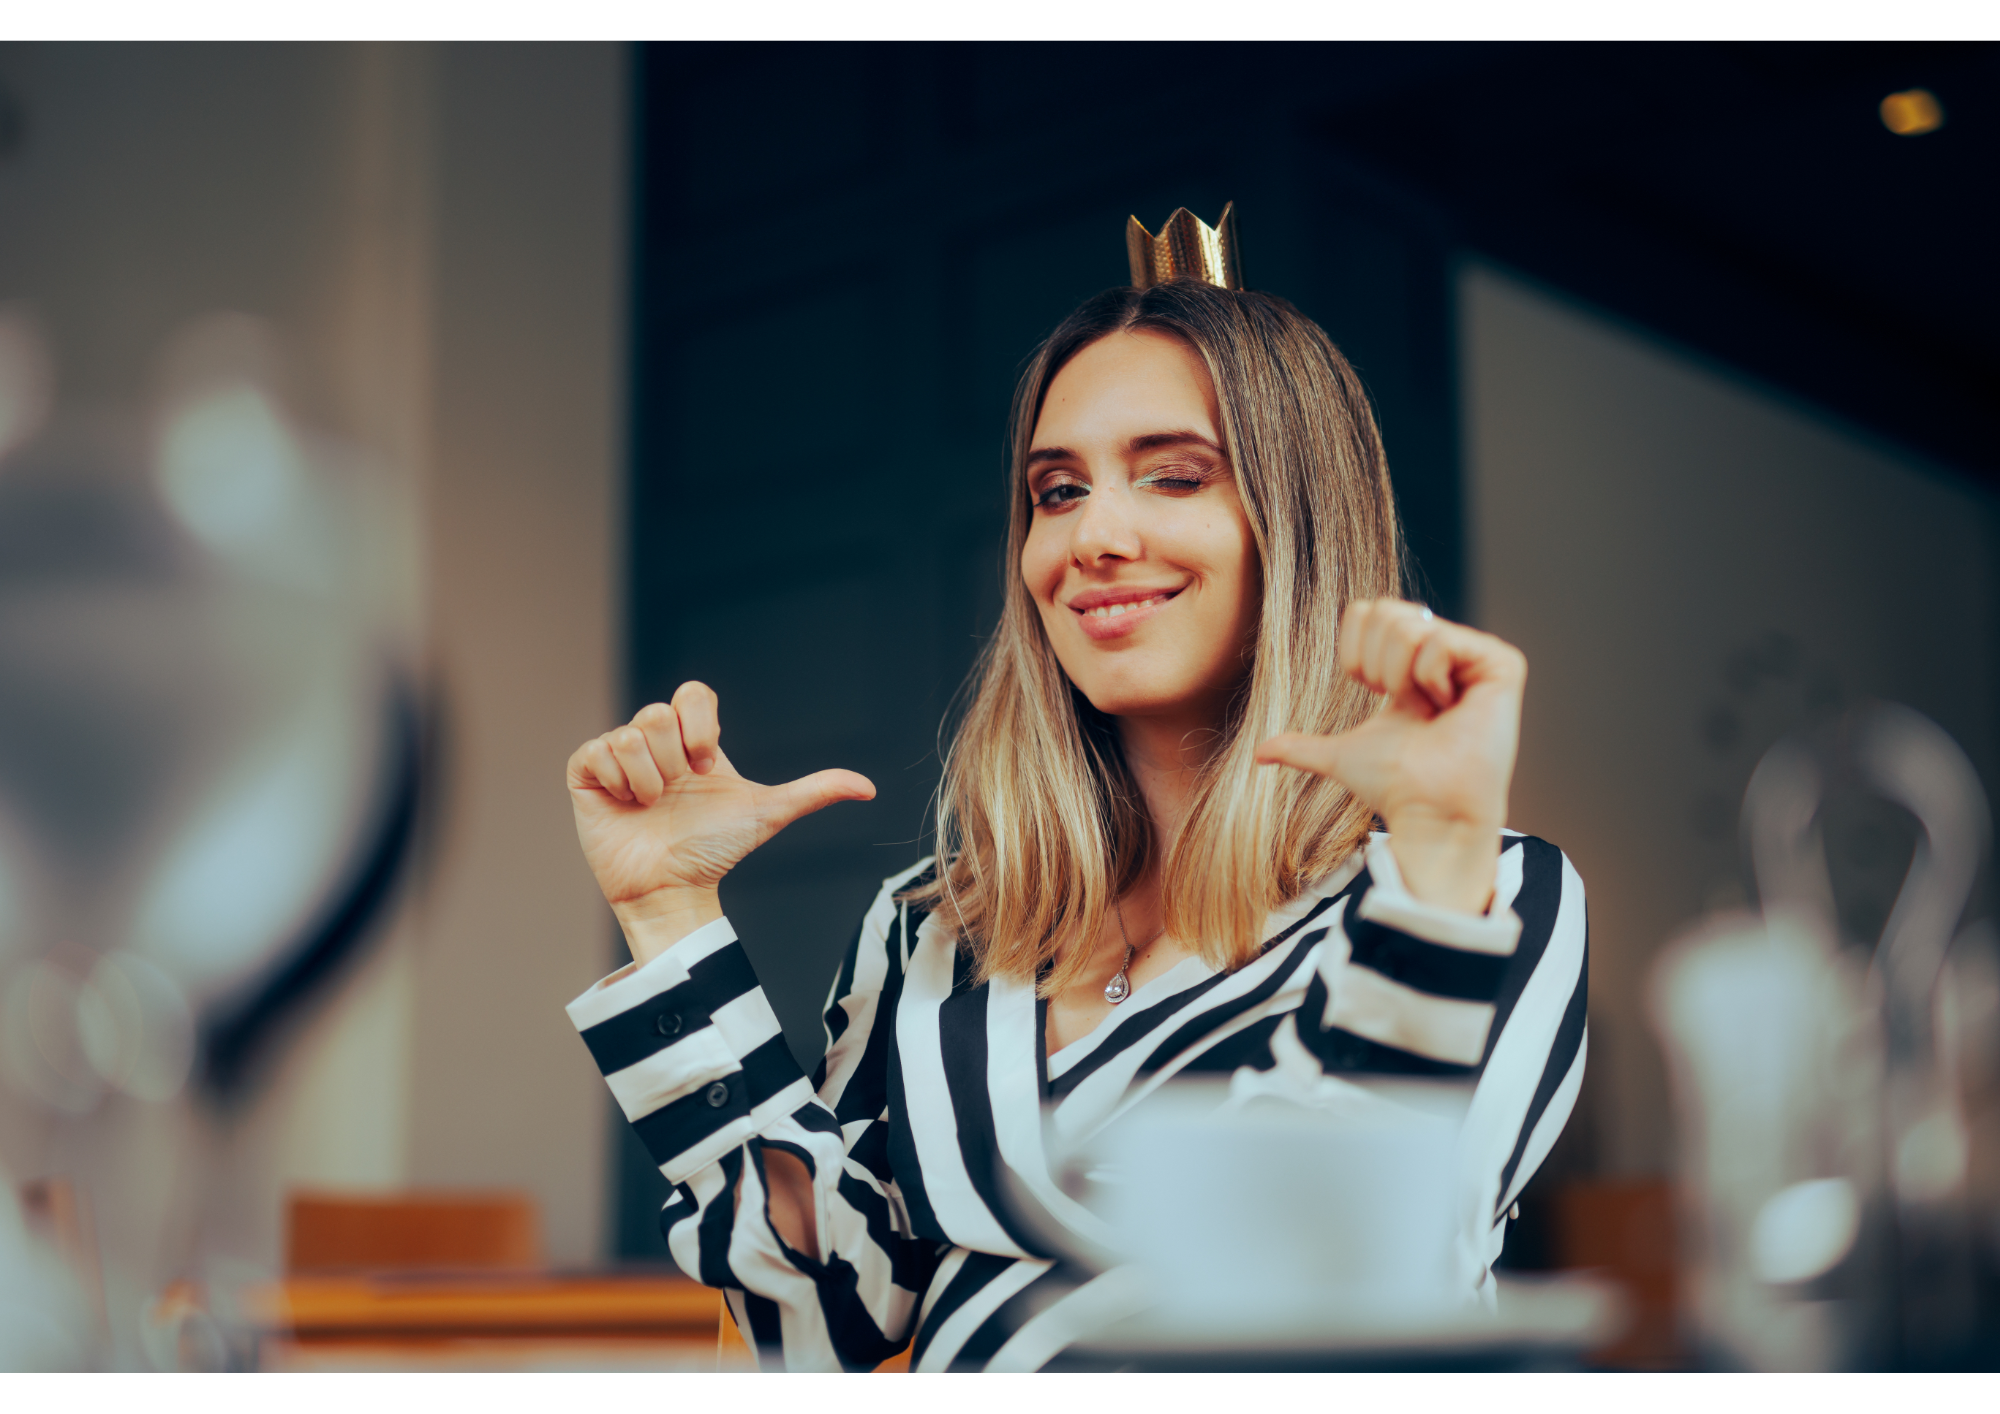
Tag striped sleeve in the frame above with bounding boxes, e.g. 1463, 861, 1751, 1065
1298, 831, 1588, 1295
566, 859, 943, 1371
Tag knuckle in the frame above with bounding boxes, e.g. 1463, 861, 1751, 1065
636, 701, 673, 728
614, 726, 645, 752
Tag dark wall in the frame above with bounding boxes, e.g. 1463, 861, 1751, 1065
610, 40, 1997, 1261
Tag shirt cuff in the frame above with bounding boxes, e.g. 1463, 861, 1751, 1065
1356, 833, 1522, 957
566, 916, 812, 1186
566, 916, 740, 1030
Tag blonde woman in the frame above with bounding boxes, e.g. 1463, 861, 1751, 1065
564, 263, 1587, 1371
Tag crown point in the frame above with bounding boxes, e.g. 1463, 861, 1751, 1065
1124, 203, 1242, 292
1126, 215, 1154, 288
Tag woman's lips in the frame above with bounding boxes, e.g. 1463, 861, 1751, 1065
1072, 589, 1180, 641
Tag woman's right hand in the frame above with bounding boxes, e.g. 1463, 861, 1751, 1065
567, 681, 875, 964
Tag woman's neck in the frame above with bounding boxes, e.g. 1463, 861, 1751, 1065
1115, 710, 1222, 849
1043, 710, 1220, 1056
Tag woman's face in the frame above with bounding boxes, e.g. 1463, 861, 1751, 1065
1021, 328, 1261, 728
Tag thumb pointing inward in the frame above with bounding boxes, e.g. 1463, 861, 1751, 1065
1253, 732, 1350, 779
763, 768, 877, 831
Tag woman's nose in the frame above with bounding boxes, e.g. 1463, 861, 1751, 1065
1070, 484, 1142, 563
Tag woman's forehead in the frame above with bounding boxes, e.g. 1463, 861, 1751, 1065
1032, 329, 1219, 453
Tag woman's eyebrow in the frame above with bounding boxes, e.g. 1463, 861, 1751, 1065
1027, 432, 1221, 467
1128, 430, 1223, 455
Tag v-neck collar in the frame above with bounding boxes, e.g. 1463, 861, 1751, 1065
1034, 849, 1370, 1083
1042, 955, 1216, 1078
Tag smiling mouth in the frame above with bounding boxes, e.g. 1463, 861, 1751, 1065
1068, 587, 1183, 639
1080, 592, 1176, 619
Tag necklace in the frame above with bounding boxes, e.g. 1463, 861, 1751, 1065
1106, 902, 1159, 1005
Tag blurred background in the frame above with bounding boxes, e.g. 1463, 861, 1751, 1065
0, 39, 1993, 1369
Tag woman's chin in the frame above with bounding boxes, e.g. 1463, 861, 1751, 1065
1076, 681, 1211, 724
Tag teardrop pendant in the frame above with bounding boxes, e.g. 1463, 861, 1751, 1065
1104, 943, 1135, 1005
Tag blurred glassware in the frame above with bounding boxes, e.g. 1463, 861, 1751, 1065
0, 306, 52, 464
0, 310, 419, 1100
138, 1279, 230, 1373
75, 951, 196, 1104
1, 949, 107, 1116
0, 1171, 96, 1370
1860, 704, 1991, 1366
1650, 702, 1996, 1370
0, 308, 423, 1368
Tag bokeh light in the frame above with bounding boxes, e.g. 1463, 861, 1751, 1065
1880, 88, 1945, 137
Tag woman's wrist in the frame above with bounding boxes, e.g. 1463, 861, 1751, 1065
1383, 811, 1501, 916
612, 886, 724, 966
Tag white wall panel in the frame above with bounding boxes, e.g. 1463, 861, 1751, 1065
1462, 264, 1999, 1176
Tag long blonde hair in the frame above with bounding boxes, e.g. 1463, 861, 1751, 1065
907, 282, 1404, 993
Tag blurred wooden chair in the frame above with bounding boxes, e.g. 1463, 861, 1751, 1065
274, 1188, 905, 1369
285, 1190, 542, 1273
1550, 1177, 1681, 1368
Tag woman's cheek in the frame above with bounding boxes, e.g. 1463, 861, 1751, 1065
1020, 521, 1064, 595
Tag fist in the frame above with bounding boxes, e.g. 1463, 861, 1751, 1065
1254, 599, 1526, 912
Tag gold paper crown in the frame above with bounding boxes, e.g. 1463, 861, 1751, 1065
1126, 202, 1241, 290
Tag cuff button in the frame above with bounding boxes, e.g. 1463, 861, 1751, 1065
655, 1011, 683, 1038
704, 1080, 730, 1108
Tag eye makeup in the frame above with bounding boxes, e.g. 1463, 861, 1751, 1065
1135, 459, 1221, 493
1029, 457, 1229, 514
1031, 479, 1088, 510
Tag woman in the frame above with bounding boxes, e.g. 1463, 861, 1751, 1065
563, 230, 1587, 1371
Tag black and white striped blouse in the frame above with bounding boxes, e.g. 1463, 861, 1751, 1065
566, 830, 1587, 1371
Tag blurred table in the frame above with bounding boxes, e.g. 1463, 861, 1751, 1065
241, 1269, 756, 1371
1048, 1274, 1627, 1373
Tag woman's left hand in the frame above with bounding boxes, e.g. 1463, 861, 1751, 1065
1255, 598, 1526, 914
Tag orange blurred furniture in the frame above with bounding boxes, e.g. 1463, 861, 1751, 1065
245, 1268, 753, 1370
286, 1190, 541, 1272
1549, 1177, 1682, 1369
248, 1189, 911, 1370
248, 1190, 751, 1370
